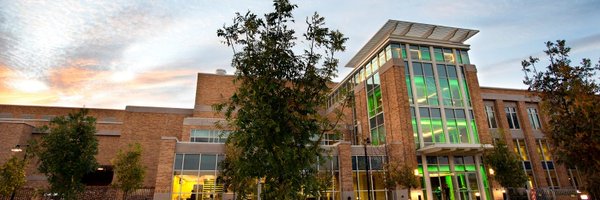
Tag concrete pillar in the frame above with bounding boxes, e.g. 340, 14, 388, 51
338, 142, 355, 200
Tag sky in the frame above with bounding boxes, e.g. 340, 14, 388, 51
1, 0, 599, 109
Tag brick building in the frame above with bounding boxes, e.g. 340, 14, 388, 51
0, 20, 583, 200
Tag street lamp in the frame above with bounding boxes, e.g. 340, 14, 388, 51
11, 145, 24, 152
363, 137, 372, 200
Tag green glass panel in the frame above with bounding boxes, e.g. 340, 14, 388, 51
412, 118, 419, 149
461, 51, 470, 64
418, 166, 424, 174
449, 79, 463, 107
371, 127, 380, 146
367, 94, 376, 117
374, 88, 382, 114
434, 48, 444, 62
472, 119, 480, 143
427, 165, 439, 172
480, 164, 492, 200
414, 76, 427, 104
406, 77, 413, 104
465, 165, 476, 172
426, 77, 439, 105
447, 120, 459, 144
457, 119, 470, 143
432, 119, 445, 143
420, 46, 431, 61
454, 165, 465, 171
385, 45, 392, 62
439, 165, 451, 172
439, 78, 452, 106
392, 44, 401, 58
445, 175, 456, 200
421, 118, 433, 143
456, 50, 463, 64
401, 45, 407, 59
378, 51, 386, 69
463, 79, 471, 106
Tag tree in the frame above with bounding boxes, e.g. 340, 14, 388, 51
382, 162, 419, 200
484, 139, 528, 199
34, 109, 99, 200
214, 0, 347, 199
522, 40, 600, 198
112, 143, 145, 200
0, 156, 27, 198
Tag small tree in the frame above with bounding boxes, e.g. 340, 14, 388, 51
383, 162, 419, 200
112, 143, 145, 200
522, 40, 599, 198
484, 139, 528, 199
34, 109, 99, 200
215, 0, 347, 199
0, 156, 27, 197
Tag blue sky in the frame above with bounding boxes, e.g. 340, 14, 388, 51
1, 0, 599, 109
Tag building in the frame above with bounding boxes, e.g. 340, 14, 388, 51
0, 20, 583, 200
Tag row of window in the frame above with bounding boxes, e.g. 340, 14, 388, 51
484, 105, 542, 130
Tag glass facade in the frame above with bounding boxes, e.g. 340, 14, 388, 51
399, 43, 478, 147
172, 154, 226, 200
352, 156, 387, 200
417, 156, 491, 200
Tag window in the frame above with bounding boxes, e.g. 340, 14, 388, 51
484, 105, 498, 128
190, 130, 229, 143
367, 73, 385, 146
409, 45, 431, 61
505, 107, 520, 129
352, 156, 387, 200
527, 108, 542, 129
443, 48, 454, 63
537, 139, 560, 188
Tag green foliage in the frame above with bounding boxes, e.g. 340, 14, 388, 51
34, 109, 99, 200
112, 143, 145, 199
522, 40, 600, 198
383, 163, 419, 191
484, 139, 528, 188
0, 156, 27, 196
215, 0, 347, 199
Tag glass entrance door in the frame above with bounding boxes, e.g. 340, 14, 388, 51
429, 175, 455, 200
455, 172, 480, 200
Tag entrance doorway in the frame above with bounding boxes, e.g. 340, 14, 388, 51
429, 173, 480, 200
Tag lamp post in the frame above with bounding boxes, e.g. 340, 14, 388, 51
9, 144, 29, 200
363, 137, 372, 200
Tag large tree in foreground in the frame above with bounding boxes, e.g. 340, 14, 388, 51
34, 109, 99, 200
215, 0, 347, 199
0, 155, 27, 198
522, 40, 600, 198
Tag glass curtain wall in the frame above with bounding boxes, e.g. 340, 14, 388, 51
400, 43, 477, 147
172, 154, 226, 200
416, 156, 491, 200
352, 156, 387, 200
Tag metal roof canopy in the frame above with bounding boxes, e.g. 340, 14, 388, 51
345, 20, 479, 68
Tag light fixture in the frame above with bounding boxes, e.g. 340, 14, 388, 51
488, 168, 495, 175
414, 169, 419, 176
11, 145, 23, 152
97, 167, 104, 171
580, 194, 588, 200
475, 192, 480, 197
576, 190, 581, 194
501, 189, 506, 193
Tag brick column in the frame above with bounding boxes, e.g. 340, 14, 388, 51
338, 142, 355, 200
153, 137, 178, 200
378, 60, 416, 166
493, 100, 515, 150
516, 101, 548, 188
464, 65, 492, 144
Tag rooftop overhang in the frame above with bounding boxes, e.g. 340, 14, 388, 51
417, 143, 493, 156
345, 20, 479, 68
